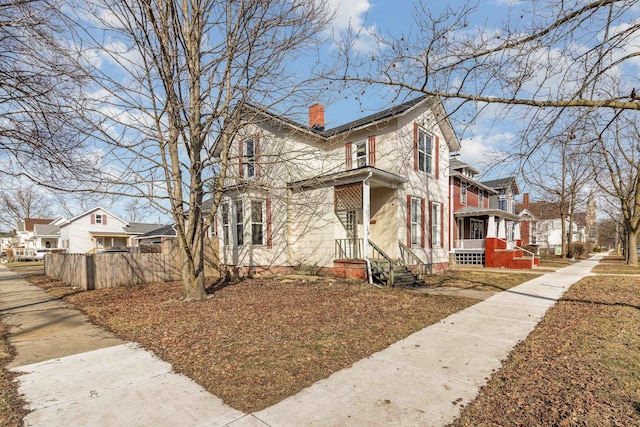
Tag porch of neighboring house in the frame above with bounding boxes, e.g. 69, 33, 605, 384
88, 232, 130, 254
326, 168, 431, 286
453, 209, 539, 269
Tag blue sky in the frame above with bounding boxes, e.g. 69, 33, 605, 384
321, 0, 522, 179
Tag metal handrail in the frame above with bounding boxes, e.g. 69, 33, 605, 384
398, 241, 432, 276
498, 238, 536, 268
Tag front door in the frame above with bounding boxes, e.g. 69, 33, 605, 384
470, 219, 484, 239
345, 210, 359, 258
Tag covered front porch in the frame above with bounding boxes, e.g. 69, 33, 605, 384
453, 208, 537, 269
291, 166, 430, 285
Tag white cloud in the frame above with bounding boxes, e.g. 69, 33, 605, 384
326, 0, 377, 52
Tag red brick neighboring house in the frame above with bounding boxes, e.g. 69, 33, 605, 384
448, 155, 539, 269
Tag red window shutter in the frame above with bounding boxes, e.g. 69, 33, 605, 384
429, 201, 434, 249
368, 135, 376, 167
413, 122, 419, 171
345, 143, 352, 170
213, 214, 218, 236
420, 198, 426, 248
435, 135, 440, 179
440, 203, 445, 249
254, 133, 260, 177
91, 214, 95, 224
238, 139, 244, 178
406, 195, 412, 248
103, 214, 107, 225
266, 198, 272, 248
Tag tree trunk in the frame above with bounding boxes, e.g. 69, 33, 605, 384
181, 220, 206, 302
627, 229, 639, 267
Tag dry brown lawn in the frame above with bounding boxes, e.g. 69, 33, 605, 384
23, 273, 483, 413
452, 274, 640, 426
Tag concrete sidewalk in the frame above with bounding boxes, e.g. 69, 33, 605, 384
1, 254, 603, 426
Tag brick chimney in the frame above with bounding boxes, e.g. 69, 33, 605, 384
523, 193, 530, 210
309, 104, 324, 131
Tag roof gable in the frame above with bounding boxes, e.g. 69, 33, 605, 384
62, 207, 129, 227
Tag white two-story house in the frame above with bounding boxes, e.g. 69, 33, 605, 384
212, 96, 460, 285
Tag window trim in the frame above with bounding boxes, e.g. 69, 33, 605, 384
243, 138, 256, 178
95, 214, 103, 224
417, 128, 433, 174
410, 198, 420, 246
431, 202, 441, 247
221, 203, 230, 246
251, 200, 265, 246
460, 182, 467, 205
234, 200, 244, 246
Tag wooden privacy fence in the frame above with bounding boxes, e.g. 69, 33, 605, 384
44, 238, 219, 290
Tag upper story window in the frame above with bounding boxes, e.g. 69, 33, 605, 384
417, 128, 433, 174
461, 182, 467, 205
95, 214, 103, 224
355, 141, 367, 167
345, 136, 376, 170
498, 196, 507, 211
91, 213, 107, 225
478, 190, 484, 207
243, 138, 255, 178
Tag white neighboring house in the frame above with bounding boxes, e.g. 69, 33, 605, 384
32, 216, 66, 249
58, 207, 163, 254
533, 218, 585, 252
16, 218, 56, 249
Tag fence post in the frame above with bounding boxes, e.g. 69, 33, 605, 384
86, 255, 95, 290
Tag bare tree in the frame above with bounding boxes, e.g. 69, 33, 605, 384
0, 0, 89, 182
523, 125, 593, 257
339, 0, 640, 112
0, 184, 53, 230
592, 112, 640, 265
66, 0, 331, 300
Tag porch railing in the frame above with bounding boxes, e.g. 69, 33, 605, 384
455, 239, 485, 250
398, 241, 432, 276
335, 238, 363, 260
368, 239, 395, 286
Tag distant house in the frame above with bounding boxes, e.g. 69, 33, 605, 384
58, 207, 163, 254
516, 193, 597, 253
448, 155, 538, 269
16, 218, 56, 249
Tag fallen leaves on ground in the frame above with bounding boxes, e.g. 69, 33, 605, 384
33, 276, 476, 413
0, 322, 28, 427
421, 269, 540, 292
452, 275, 640, 426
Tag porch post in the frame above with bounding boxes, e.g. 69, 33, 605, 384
513, 222, 521, 240
362, 180, 370, 259
486, 216, 496, 238
498, 218, 506, 239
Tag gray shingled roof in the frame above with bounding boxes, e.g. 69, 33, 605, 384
33, 223, 60, 236
480, 177, 516, 189
138, 224, 176, 238
125, 223, 166, 234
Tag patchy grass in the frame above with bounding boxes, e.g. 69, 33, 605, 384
29, 276, 478, 413
591, 254, 640, 274
422, 269, 540, 292
452, 275, 640, 426
0, 322, 28, 427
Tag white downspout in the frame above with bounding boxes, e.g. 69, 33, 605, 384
363, 171, 373, 284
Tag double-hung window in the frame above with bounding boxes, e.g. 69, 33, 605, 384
221, 203, 230, 245
417, 128, 433, 174
498, 196, 507, 211
461, 182, 467, 205
431, 202, 441, 247
251, 201, 264, 245
355, 141, 367, 167
478, 190, 483, 207
411, 198, 420, 246
243, 139, 256, 178
235, 200, 244, 245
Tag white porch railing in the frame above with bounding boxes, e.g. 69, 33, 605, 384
455, 239, 485, 250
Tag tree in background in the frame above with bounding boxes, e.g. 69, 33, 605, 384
0, 184, 53, 231
0, 0, 89, 183
66, 0, 331, 300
